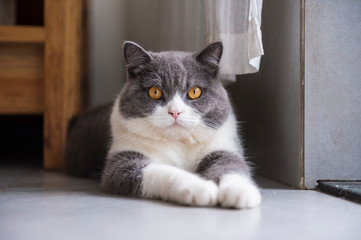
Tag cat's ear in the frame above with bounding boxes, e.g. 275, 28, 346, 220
123, 41, 152, 77
196, 41, 223, 76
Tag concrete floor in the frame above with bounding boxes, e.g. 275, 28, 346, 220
1, 165, 360, 240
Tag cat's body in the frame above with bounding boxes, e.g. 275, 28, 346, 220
65, 42, 261, 209
65, 103, 112, 178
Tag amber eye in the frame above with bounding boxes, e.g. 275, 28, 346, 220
187, 86, 202, 100
148, 86, 163, 100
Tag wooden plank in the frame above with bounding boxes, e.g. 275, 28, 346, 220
0, 26, 45, 43
0, 43, 44, 78
0, 78, 43, 114
0, 43, 44, 114
43, 0, 83, 169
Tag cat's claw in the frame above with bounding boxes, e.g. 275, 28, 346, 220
218, 174, 261, 209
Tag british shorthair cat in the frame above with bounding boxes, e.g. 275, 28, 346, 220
65, 41, 261, 209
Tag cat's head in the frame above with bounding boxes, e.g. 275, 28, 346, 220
118, 41, 232, 141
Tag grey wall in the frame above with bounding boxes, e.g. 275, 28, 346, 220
88, 0, 126, 107
123, 0, 206, 52
304, 0, 361, 187
229, 0, 301, 187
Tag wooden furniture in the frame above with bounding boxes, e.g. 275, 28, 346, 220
0, 0, 85, 169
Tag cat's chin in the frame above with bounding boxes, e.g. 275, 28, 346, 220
150, 122, 197, 142
160, 124, 192, 139
156, 122, 214, 144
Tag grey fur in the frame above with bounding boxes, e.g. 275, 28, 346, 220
101, 151, 149, 196
196, 151, 250, 183
64, 103, 112, 179
119, 42, 231, 129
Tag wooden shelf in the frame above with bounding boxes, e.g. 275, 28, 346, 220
0, 0, 85, 170
0, 26, 45, 43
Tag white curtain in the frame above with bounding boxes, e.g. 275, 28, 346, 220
122, 0, 263, 80
205, 0, 264, 77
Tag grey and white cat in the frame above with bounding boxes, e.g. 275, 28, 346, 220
65, 41, 261, 209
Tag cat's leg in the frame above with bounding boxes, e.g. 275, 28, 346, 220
101, 151, 218, 206
101, 151, 148, 196
196, 151, 261, 209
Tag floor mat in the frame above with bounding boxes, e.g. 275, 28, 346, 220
317, 181, 361, 203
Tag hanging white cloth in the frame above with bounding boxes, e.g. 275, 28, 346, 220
204, 0, 264, 77
123, 0, 263, 79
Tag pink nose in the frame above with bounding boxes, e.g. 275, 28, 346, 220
168, 109, 182, 119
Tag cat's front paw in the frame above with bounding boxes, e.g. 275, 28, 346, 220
171, 179, 218, 207
218, 174, 261, 209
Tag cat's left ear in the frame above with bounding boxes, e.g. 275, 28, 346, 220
123, 41, 152, 77
196, 41, 223, 76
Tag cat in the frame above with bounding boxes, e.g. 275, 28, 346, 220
65, 41, 261, 209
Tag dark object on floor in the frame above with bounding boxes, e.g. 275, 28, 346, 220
317, 181, 361, 203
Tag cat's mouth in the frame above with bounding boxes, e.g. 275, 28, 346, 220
164, 119, 184, 129
147, 110, 200, 131
167, 115, 201, 130
169, 121, 185, 128
158, 118, 193, 132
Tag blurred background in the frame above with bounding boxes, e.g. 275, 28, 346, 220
0, 0, 360, 189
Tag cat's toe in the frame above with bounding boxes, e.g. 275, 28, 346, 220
233, 184, 261, 209
218, 174, 261, 209
176, 188, 193, 205
192, 180, 218, 206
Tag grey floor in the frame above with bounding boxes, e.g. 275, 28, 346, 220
1, 165, 361, 240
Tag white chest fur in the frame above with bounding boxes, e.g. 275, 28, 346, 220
109, 97, 242, 171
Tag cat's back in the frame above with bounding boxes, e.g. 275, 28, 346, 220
65, 103, 113, 178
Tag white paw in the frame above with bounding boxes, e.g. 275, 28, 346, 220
141, 164, 218, 207
218, 174, 261, 209
170, 179, 218, 207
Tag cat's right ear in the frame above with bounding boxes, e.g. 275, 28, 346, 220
123, 41, 152, 77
